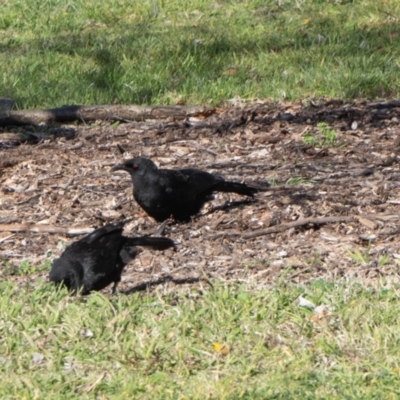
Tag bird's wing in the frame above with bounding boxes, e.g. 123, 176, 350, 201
161, 168, 219, 196
83, 222, 125, 245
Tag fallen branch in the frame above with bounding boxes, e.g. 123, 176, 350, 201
199, 211, 399, 241
367, 100, 400, 109
0, 253, 24, 258
0, 224, 94, 236
0, 104, 216, 126
243, 216, 356, 239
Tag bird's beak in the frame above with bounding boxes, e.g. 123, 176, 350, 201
111, 163, 126, 172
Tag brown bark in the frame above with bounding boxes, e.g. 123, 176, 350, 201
0, 104, 216, 126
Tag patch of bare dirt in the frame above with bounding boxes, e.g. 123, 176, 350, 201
1, 99, 400, 291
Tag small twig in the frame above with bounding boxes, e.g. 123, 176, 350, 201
376, 8, 399, 21
110, 199, 131, 210
113, 116, 134, 123
288, 267, 313, 280
359, 213, 399, 222
0, 234, 15, 243
209, 230, 242, 240
0, 253, 24, 258
63, 177, 75, 190
367, 100, 400, 108
84, 371, 107, 393
67, 142, 83, 151
15, 194, 40, 205
186, 140, 218, 156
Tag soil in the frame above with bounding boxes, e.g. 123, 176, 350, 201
1, 99, 400, 292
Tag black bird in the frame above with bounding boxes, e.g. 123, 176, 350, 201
111, 157, 260, 222
49, 221, 175, 295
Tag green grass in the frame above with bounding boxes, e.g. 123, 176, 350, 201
303, 122, 338, 148
346, 247, 391, 267
1, 0, 400, 108
2, 278, 400, 398
285, 176, 315, 186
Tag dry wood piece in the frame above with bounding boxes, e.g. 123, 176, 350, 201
357, 216, 378, 230
361, 214, 399, 222
0, 104, 216, 126
0, 224, 94, 236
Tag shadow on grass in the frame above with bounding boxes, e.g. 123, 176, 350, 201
122, 275, 209, 295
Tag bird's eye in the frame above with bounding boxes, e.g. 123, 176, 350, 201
132, 163, 139, 169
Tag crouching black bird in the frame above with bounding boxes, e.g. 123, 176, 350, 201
49, 221, 175, 295
111, 157, 261, 222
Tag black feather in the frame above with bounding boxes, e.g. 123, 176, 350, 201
111, 157, 263, 222
49, 220, 175, 294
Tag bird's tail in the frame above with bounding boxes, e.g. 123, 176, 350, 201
125, 236, 175, 250
215, 181, 259, 197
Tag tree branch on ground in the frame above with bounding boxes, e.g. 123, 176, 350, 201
0, 104, 216, 126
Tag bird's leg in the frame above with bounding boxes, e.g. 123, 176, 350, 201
111, 280, 119, 295
70, 268, 84, 296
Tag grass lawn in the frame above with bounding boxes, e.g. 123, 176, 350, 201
1, 0, 400, 108
2, 278, 400, 399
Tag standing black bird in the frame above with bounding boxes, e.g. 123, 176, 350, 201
49, 221, 175, 295
111, 157, 260, 222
